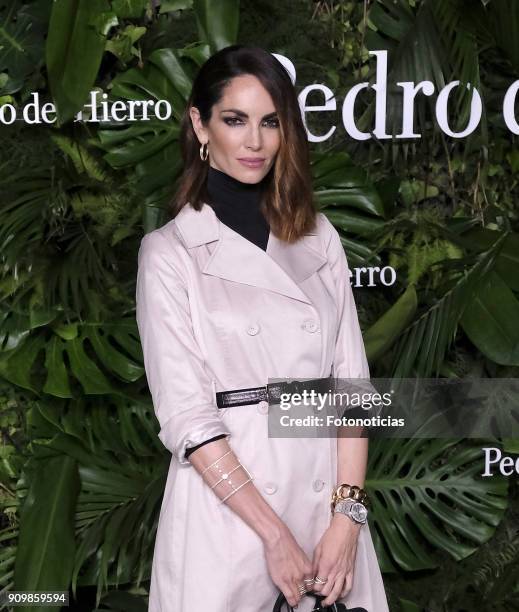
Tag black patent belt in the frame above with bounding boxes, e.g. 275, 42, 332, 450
215, 374, 335, 409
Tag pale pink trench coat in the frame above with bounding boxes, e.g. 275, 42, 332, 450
136, 202, 389, 612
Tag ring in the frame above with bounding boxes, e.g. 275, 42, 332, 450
303, 578, 315, 585
314, 575, 328, 584
298, 584, 307, 594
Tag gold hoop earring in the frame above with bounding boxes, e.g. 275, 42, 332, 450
200, 142, 209, 161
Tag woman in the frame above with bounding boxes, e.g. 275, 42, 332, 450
136, 44, 389, 612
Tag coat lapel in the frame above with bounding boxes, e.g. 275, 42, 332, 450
174, 203, 327, 305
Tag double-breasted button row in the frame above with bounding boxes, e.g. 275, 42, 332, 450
246, 319, 320, 335
261, 479, 326, 495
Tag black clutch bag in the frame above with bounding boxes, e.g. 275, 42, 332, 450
273, 591, 368, 612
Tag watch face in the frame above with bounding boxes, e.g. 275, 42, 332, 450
352, 502, 368, 522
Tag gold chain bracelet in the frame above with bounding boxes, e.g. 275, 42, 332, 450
330, 483, 370, 513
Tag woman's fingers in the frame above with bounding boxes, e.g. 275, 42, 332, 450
289, 564, 315, 607
302, 554, 315, 587
341, 569, 354, 597
302, 571, 315, 593
320, 564, 354, 605
286, 558, 316, 608
320, 573, 345, 607
285, 562, 312, 608
311, 564, 334, 595
264, 525, 317, 608
285, 578, 303, 608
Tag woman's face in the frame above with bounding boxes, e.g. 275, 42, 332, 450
190, 74, 281, 184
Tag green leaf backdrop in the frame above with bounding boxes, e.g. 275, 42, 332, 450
0, 1, 518, 611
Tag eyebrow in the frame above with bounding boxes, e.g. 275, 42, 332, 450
220, 108, 278, 119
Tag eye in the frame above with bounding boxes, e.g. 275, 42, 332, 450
263, 118, 279, 128
223, 117, 243, 126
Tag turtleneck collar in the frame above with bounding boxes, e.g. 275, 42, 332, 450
206, 165, 266, 214
205, 165, 270, 250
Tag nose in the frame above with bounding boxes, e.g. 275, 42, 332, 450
246, 124, 262, 150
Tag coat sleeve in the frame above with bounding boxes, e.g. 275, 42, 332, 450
136, 230, 231, 465
322, 214, 371, 380
184, 434, 227, 458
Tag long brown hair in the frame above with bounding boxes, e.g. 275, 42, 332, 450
170, 44, 317, 243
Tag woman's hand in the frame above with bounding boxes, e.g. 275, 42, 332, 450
310, 514, 362, 606
263, 522, 314, 608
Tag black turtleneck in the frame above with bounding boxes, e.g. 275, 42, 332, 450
205, 165, 270, 251
184, 165, 271, 461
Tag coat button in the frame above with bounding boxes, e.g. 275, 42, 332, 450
247, 323, 260, 336
302, 319, 319, 333
257, 400, 269, 414
263, 482, 278, 495
312, 479, 325, 492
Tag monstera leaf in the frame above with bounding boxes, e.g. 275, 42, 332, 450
313, 152, 385, 217
314, 152, 385, 267
96, 44, 209, 230
0, 314, 144, 396
0, 0, 50, 95
367, 438, 508, 573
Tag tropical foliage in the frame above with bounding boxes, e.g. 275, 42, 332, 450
0, 1, 518, 610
